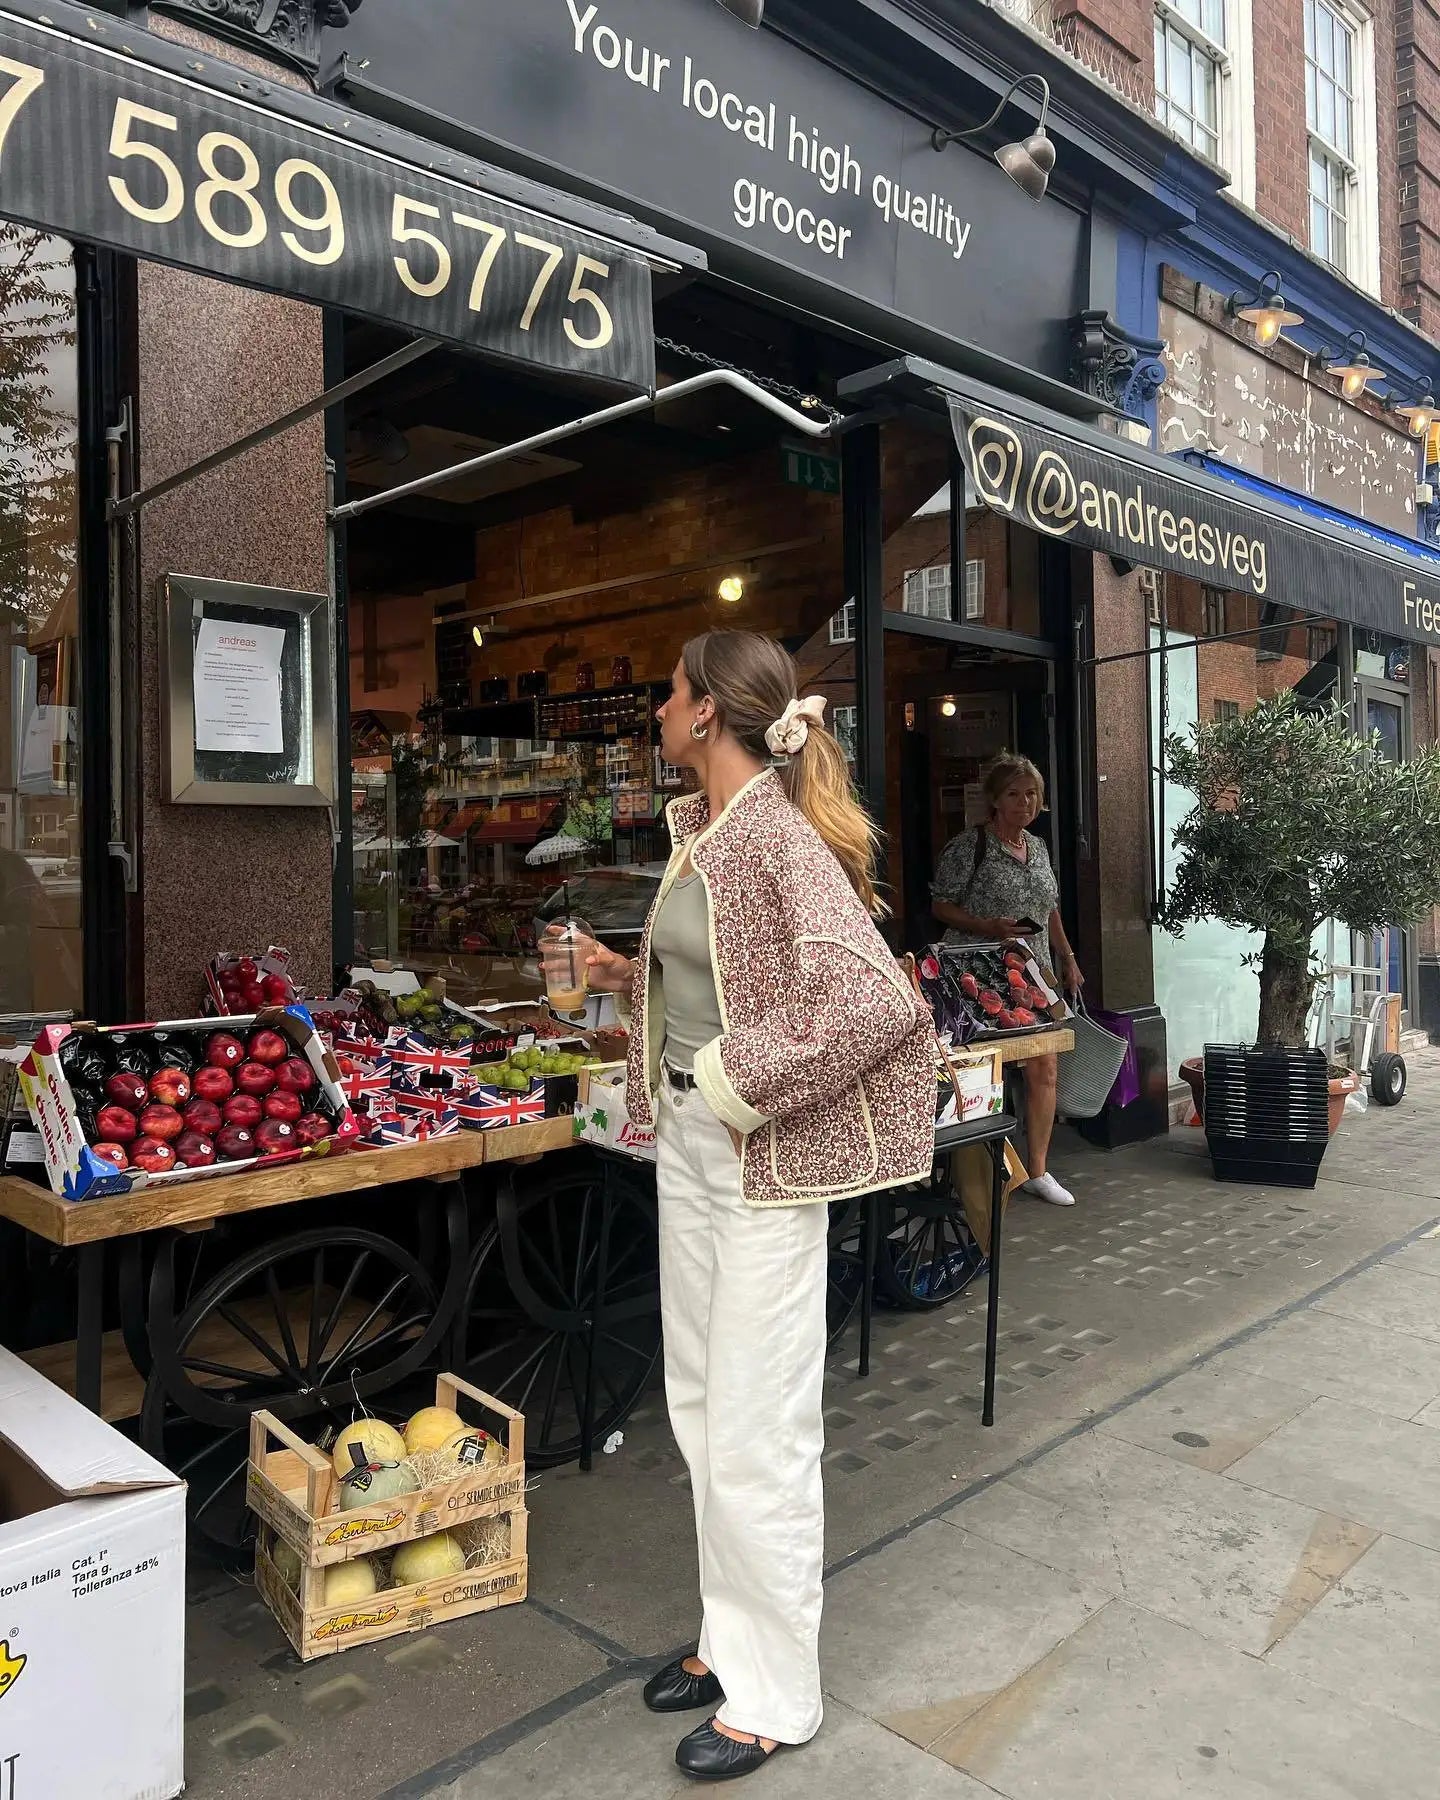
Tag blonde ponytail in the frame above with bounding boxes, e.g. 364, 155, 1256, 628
779, 726, 885, 916
681, 629, 886, 915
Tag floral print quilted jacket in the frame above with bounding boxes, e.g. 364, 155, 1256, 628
625, 769, 936, 1207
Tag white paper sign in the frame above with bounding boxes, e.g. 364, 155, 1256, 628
193, 618, 286, 755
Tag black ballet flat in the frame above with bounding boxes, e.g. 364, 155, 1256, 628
642, 1657, 724, 1714
675, 1719, 779, 1782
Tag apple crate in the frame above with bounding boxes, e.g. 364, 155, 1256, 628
256, 1506, 528, 1663
245, 1374, 525, 1569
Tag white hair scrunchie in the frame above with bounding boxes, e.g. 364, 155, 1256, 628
764, 694, 828, 757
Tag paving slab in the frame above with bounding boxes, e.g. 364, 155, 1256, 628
945, 1430, 1373, 1655
930, 1599, 1440, 1799
436, 1681, 998, 1799
1097, 1362, 1316, 1472
1227, 1396, 1440, 1550
1217, 1309, 1440, 1419
1382, 1230, 1440, 1281
1311, 1263, 1440, 1343
1266, 1532, 1440, 1735
822, 1520, 1110, 1745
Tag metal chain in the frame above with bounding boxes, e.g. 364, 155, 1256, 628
654, 335, 844, 426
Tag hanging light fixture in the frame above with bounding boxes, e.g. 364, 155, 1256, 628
1319, 330, 1387, 400
713, 0, 763, 24
717, 575, 745, 603
1226, 272, 1304, 347
932, 74, 1056, 203
1386, 376, 1438, 438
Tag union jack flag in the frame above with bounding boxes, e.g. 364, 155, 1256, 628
390, 1081, 459, 1120
338, 1056, 393, 1103
455, 1083, 545, 1130
391, 1035, 471, 1077
378, 1110, 460, 1145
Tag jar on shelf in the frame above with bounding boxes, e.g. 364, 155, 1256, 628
575, 662, 595, 691
611, 655, 632, 686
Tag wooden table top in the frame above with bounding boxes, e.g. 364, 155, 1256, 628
0, 1037, 1072, 1251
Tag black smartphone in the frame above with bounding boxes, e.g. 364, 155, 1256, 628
1014, 916, 1042, 936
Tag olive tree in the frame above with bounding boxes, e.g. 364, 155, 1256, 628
1162, 692, 1440, 1048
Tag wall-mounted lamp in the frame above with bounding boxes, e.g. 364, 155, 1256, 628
1386, 376, 1438, 439
932, 74, 1056, 202
717, 575, 746, 603
714, 0, 763, 25
1319, 330, 1387, 401
1226, 272, 1304, 347
940, 698, 958, 718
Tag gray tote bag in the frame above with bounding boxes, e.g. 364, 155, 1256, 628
1055, 995, 1130, 1120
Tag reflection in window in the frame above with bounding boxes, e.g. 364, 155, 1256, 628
963, 558, 985, 621
0, 228, 81, 1024
829, 599, 855, 643
903, 563, 953, 621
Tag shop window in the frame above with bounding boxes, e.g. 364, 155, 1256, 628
903, 564, 953, 621
832, 704, 858, 764
1201, 586, 1227, 636
1304, 0, 1379, 292
963, 559, 985, 621
0, 228, 82, 1025
1213, 698, 1240, 721
829, 599, 856, 643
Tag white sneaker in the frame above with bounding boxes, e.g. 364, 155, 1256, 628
1023, 1171, 1075, 1206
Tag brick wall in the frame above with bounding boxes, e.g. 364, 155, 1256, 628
1397, 0, 1440, 333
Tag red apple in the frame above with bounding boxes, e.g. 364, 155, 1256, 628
131, 1137, 177, 1174
148, 1066, 192, 1107
92, 1142, 130, 1170
236, 1060, 277, 1097
192, 1064, 234, 1103
182, 1097, 223, 1136
293, 1114, 333, 1147
215, 1124, 256, 1161
262, 974, 294, 1005
236, 957, 259, 980
173, 1130, 217, 1169
264, 1089, 303, 1123
206, 1032, 245, 1070
254, 1119, 297, 1155
138, 1104, 184, 1142
96, 1104, 140, 1144
247, 1029, 289, 1066
222, 1092, 263, 1128
104, 1071, 149, 1111
241, 982, 267, 1011
275, 1056, 316, 1096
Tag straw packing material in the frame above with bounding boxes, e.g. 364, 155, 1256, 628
405, 1433, 505, 1491
457, 1515, 512, 1568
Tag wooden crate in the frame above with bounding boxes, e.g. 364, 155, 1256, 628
246, 1374, 525, 1568
256, 1507, 528, 1662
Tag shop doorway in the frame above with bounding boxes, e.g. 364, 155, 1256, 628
1356, 672, 1416, 1022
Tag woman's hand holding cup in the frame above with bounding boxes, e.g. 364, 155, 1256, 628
582, 941, 634, 994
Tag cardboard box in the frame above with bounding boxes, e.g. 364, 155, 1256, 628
204, 945, 297, 1015
574, 1064, 655, 1162
18, 1008, 361, 1201
936, 1047, 1004, 1128
0, 1351, 185, 1799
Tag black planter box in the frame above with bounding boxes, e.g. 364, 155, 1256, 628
1203, 1045, 1330, 1189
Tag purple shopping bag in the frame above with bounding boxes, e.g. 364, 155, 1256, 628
1089, 1007, 1141, 1109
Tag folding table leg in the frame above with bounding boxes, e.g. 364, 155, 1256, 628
75, 1241, 106, 1415
982, 1139, 1005, 1427
579, 1176, 615, 1473
858, 1193, 878, 1378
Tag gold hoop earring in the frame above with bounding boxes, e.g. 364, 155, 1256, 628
690, 721, 708, 742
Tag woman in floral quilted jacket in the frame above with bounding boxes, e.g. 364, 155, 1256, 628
583, 630, 935, 1782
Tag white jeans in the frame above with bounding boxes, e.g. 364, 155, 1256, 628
655, 1079, 830, 1746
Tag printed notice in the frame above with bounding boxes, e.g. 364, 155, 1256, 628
194, 619, 286, 755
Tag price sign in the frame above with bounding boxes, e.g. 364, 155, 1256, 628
0, 10, 656, 390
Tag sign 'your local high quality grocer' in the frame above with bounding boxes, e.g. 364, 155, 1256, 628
0, 7, 657, 390
338, 0, 1086, 379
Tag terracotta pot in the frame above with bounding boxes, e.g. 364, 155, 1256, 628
1180, 1055, 1357, 1138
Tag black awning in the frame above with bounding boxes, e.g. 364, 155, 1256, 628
0, 1, 705, 394
841, 356, 1440, 647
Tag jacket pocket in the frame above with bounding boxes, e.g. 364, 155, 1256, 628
768, 1076, 879, 1196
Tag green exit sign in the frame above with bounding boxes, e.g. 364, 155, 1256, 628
782, 446, 842, 494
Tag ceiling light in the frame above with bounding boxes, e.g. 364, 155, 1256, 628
1226, 272, 1304, 347
940, 698, 958, 718
1320, 331, 1387, 401
932, 74, 1056, 203
471, 625, 485, 648
714, 0, 763, 24
717, 575, 745, 603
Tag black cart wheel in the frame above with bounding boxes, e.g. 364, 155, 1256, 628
826, 1198, 864, 1350
875, 1165, 985, 1311
458, 1164, 661, 1468
1370, 1051, 1407, 1106
140, 1226, 443, 1550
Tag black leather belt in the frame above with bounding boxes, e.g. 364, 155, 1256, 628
665, 1065, 698, 1091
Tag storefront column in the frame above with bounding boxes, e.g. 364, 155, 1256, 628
844, 423, 885, 833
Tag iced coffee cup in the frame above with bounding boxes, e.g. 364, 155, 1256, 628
542, 917, 595, 1017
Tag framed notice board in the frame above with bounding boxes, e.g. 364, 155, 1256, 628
160, 574, 336, 806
